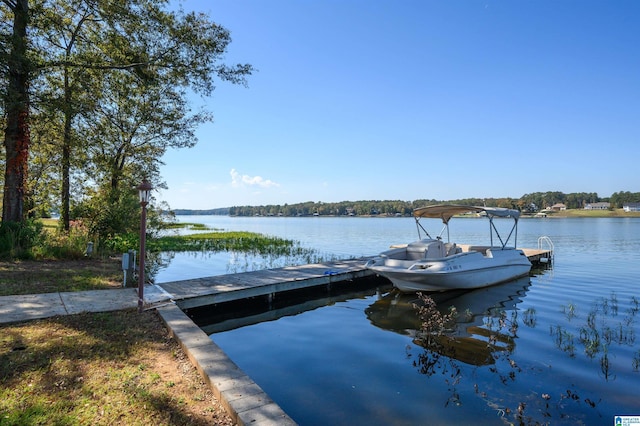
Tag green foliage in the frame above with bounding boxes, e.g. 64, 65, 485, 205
163, 222, 215, 231
610, 191, 640, 208
2, 218, 98, 260
100, 232, 139, 254
32, 222, 92, 259
0, 220, 45, 259
2, 0, 253, 231
72, 185, 142, 252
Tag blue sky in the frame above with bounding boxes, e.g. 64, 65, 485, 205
159, 0, 639, 209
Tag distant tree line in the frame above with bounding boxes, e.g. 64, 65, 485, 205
214, 191, 640, 217
609, 191, 640, 208
172, 208, 230, 216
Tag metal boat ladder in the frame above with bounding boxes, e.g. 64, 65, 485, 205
537, 236, 554, 263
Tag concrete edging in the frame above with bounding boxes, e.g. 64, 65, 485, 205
156, 303, 297, 426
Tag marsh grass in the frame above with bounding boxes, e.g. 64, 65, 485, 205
149, 231, 315, 257
163, 222, 219, 231
0, 310, 233, 425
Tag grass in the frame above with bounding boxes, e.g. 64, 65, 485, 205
0, 310, 233, 425
0, 258, 122, 296
39, 218, 58, 232
163, 222, 219, 231
544, 208, 640, 218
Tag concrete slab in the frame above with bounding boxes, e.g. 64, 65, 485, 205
0, 293, 67, 323
238, 402, 298, 426
0, 286, 173, 324
144, 285, 174, 304
60, 288, 138, 314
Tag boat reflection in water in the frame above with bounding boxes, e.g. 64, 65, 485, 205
365, 276, 532, 367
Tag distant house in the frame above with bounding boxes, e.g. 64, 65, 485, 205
623, 202, 640, 212
550, 203, 567, 211
584, 202, 610, 210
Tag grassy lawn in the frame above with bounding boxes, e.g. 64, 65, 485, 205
0, 310, 233, 425
0, 259, 123, 296
0, 239, 237, 424
535, 208, 640, 218
570, 208, 640, 217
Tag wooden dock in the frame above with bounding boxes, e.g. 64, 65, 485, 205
158, 246, 552, 310
159, 259, 374, 309
522, 248, 554, 264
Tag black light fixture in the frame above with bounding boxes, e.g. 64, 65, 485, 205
136, 178, 153, 312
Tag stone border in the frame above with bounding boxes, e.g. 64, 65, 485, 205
156, 303, 296, 426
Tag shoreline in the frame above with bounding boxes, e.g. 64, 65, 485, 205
220, 209, 640, 219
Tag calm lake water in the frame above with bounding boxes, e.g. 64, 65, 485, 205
156, 216, 640, 425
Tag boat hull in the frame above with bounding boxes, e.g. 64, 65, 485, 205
366, 249, 531, 292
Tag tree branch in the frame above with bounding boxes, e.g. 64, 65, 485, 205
2, 0, 17, 11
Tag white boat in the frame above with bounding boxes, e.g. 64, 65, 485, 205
365, 204, 532, 292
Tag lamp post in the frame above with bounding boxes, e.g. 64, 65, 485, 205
137, 178, 152, 313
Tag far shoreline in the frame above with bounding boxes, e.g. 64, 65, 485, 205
176, 208, 640, 219
531, 208, 640, 218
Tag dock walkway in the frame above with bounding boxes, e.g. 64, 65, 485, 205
159, 258, 373, 309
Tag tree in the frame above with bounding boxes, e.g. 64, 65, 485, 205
1, 0, 252, 230
37, 0, 251, 230
80, 68, 211, 197
1, 0, 30, 223
26, 108, 62, 217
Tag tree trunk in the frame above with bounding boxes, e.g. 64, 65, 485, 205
2, 0, 30, 224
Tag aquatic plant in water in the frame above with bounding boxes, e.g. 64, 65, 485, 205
148, 231, 321, 258
553, 291, 639, 381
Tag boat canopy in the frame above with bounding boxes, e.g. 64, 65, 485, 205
413, 204, 520, 224
412, 204, 521, 248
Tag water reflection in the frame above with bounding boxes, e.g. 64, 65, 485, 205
148, 249, 341, 283
365, 278, 638, 423
366, 277, 531, 367
366, 278, 534, 416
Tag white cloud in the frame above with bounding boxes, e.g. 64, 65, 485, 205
230, 168, 280, 188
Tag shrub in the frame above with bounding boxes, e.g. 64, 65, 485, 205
0, 220, 45, 259
33, 221, 93, 259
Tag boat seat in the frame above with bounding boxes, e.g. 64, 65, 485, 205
406, 239, 445, 259
406, 245, 428, 260
445, 242, 459, 256
424, 241, 445, 259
